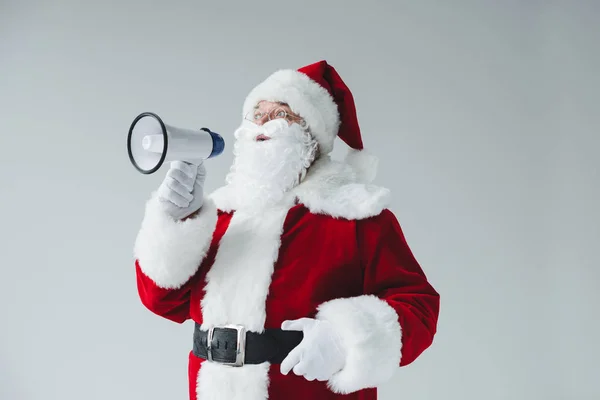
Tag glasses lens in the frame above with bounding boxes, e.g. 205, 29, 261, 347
269, 108, 287, 120
245, 110, 264, 123
257, 110, 267, 120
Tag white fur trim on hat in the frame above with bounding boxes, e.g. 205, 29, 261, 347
242, 69, 340, 154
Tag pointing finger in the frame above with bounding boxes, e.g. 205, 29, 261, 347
280, 346, 302, 375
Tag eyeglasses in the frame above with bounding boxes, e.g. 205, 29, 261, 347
244, 106, 308, 128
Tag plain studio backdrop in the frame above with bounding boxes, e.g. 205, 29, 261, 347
1, 1, 598, 399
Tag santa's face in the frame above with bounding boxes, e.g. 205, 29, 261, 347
244, 101, 308, 132
225, 109, 318, 211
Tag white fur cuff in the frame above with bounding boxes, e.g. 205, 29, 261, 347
133, 193, 218, 289
316, 295, 402, 394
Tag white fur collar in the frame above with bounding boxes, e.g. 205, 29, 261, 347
209, 156, 390, 220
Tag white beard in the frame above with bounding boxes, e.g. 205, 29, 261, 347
225, 119, 318, 212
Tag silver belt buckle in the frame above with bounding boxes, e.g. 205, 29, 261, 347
207, 324, 246, 367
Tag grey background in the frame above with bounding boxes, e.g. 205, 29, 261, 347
1, 1, 598, 399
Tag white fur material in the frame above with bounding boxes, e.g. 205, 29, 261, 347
242, 69, 340, 154
133, 193, 218, 289
316, 295, 403, 394
196, 362, 270, 400
221, 119, 318, 213
291, 156, 389, 220
344, 148, 379, 184
211, 156, 390, 220
195, 202, 295, 400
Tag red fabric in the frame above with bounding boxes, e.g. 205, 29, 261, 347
359, 209, 440, 366
298, 60, 364, 150
188, 351, 201, 400
136, 205, 439, 399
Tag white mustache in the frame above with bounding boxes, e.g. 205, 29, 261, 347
234, 119, 299, 141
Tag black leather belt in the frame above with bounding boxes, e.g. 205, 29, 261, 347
192, 323, 303, 367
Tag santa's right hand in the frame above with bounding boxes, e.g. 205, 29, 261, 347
156, 161, 206, 220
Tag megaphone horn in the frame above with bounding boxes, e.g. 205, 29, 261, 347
127, 112, 225, 174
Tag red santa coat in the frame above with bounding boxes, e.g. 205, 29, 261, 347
133, 156, 440, 400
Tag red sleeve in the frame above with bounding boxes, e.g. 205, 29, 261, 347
135, 260, 195, 324
315, 209, 440, 394
132, 195, 220, 324
359, 208, 440, 366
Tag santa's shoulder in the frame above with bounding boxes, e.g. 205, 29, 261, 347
290, 156, 390, 220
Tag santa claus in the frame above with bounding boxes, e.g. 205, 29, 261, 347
133, 60, 440, 400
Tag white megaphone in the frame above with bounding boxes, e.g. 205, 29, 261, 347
127, 112, 225, 174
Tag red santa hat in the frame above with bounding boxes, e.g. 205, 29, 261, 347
242, 60, 378, 183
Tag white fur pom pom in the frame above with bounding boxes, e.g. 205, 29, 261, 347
344, 148, 378, 183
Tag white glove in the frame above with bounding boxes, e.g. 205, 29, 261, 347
156, 160, 206, 220
280, 318, 347, 382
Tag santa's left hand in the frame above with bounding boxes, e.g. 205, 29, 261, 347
280, 318, 346, 381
